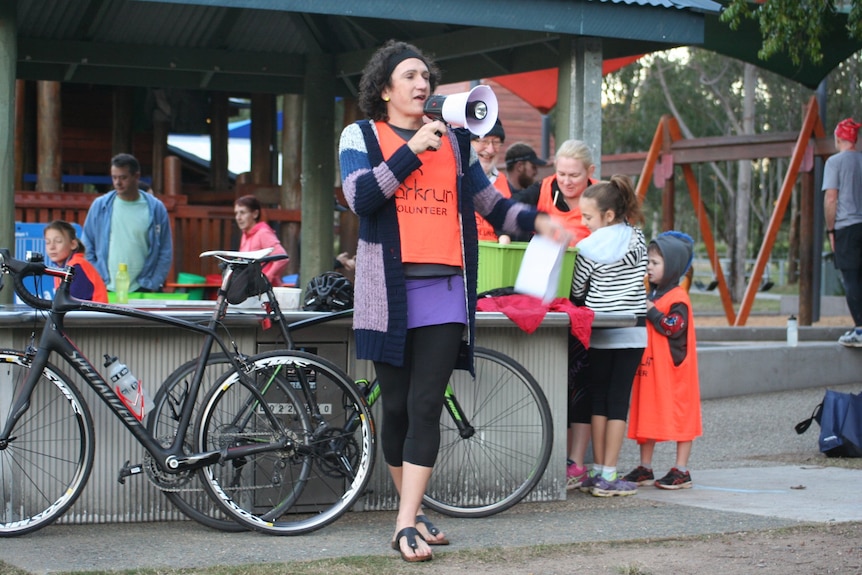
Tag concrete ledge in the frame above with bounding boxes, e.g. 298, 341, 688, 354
698, 326, 848, 342
698, 341, 862, 399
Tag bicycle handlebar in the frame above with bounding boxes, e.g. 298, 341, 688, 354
0, 248, 68, 310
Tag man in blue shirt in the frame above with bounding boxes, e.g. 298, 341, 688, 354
81, 153, 173, 293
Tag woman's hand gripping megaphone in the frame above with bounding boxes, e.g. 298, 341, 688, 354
408, 120, 447, 154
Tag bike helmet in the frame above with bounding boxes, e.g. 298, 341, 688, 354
303, 271, 354, 311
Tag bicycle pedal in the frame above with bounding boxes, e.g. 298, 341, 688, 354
117, 460, 144, 484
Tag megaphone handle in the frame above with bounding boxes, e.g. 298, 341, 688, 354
426, 129, 443, 152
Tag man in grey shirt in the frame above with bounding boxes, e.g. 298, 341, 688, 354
822, 118, 862, 347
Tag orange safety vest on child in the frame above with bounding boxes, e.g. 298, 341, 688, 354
54, 252, 109, 303
628, 285, 702, 443
376, 122, 462, 266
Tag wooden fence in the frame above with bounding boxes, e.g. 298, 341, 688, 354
13, 191, 301, 281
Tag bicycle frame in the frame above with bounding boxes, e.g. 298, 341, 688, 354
0, 263, 291, 475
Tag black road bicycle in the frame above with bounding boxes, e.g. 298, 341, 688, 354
0, 248, 375, 536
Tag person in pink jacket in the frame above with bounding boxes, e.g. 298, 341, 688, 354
234, 195, 289, 286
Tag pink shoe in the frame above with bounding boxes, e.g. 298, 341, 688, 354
566, 462, 588, 490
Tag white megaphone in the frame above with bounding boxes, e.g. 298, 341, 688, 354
423, 85, 498, 137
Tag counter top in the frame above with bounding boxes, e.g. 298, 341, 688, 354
0, 304, 635, 329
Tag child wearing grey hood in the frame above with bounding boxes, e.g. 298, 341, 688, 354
623, 231, 703, 490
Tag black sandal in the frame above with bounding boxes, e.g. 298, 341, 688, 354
392, 526, 432, 562
416, 514, 450, 545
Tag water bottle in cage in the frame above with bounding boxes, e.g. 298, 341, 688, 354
104, 354, 152, 421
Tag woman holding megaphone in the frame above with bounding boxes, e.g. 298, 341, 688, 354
338, 39, 569, 563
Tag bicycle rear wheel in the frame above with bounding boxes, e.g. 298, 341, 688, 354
0, 351, 95, 536
423, 346, 553, 518
147, 353, 246, 531
196, 350, 376, 535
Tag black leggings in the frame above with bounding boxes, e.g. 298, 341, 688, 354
835, 223, 862, 326
588, 347, 644, 421
374, 323, 463, 468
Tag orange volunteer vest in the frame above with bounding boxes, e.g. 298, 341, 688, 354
376, 122, 462, 266
536, 175, 591, 246
476, 173, 511, 242
628, 286, 702, 443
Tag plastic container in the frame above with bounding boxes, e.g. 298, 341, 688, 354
107, 292, 190, 303
104, 354, 152, 421
787, 315, 798, 347
478, 241, 577, 299
174, 272, 207, 300
272, 287, 302, 311
115, 263, 130, 304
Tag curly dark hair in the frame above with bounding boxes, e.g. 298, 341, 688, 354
357, 39, 441, 121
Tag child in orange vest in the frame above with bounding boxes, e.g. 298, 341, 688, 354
44, 220, 108, 303
624, 231, 702, 489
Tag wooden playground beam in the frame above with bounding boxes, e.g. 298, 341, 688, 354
605, 132, 833, 177
631, 95, 827, 327
734, 96, 825, 325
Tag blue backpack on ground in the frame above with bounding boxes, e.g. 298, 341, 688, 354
795, 389, 862, 457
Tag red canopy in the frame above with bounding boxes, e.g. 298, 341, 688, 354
491, 55, 643, 114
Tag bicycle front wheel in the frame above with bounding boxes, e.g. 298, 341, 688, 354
148, 353, 246, 532
0, 350, 95, 536
196, 350, 376, 535
423, 346, 553, 518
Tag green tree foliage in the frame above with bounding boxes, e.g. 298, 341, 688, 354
722, 0, 862, 66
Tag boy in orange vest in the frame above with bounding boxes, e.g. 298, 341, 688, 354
624, 231, 702, 489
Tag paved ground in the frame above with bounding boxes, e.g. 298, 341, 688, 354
2, 382, 860, 574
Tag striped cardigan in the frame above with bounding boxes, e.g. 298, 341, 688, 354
338, 120, 539, 369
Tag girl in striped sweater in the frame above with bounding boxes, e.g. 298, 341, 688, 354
571, 175, 647, 497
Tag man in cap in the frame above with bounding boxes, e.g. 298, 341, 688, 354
823, 118, 862, 347
505, 142, 547, 194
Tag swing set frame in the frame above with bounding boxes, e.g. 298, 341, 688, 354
604, 96, 834, 326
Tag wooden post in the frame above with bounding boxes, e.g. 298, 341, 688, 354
339, 98, 361, 260
112, 86, 134, 157
661, 121, 675, 231
799, 169, 814, 325
209, 91, 229, 193
251, 93, 275, 185
14, 79, 25, 192
300, 52, 335, 286
152, 115, 169, 195
163, 155, 182, 196
0, 0, 16, 304
36, 81, 62, 193
281, 93, 302, 276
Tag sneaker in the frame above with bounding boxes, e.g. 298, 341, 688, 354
566, 463, 589, 490
590, 476, 638, 497
655, 468, 693, 490
578, 472, 600, 493
622, 465, 655, 486
838, 329, 862, 348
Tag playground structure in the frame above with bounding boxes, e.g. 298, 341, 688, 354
603, 96, 832, 326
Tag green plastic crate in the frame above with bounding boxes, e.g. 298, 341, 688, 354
107, 291, 191, 303
478, 241, 577, 299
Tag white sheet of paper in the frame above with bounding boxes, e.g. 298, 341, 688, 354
514, 235, 567, 303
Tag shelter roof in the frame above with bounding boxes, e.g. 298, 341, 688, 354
16, 0, 721, 95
